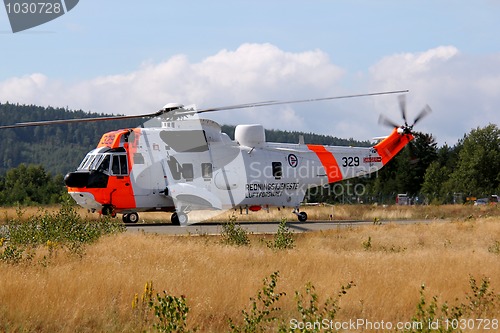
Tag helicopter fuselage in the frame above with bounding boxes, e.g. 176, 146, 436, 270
64, 117, 412, 224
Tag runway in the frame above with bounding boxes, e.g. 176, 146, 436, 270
125, 219, 438, 235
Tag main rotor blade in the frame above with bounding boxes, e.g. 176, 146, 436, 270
398, 94, 408, 126
378, 114, 400, 129
412, 105, 432, 126
0, 89, 408, 129
0, 112, 159, 129
197, 89, 409, 113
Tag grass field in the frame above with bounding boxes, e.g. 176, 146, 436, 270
1, 205, 500, 332
3, 202, 498, 224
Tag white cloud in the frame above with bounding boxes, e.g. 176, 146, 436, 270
369, 46, 500, 145
1, 43, 500, 146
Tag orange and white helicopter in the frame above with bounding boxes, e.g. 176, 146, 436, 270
0, 90, 431, 225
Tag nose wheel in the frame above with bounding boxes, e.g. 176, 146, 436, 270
171, 212, 188, 225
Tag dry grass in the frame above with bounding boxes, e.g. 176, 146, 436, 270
2, 204, 499, 224
142, 203, 500, 223
1, 213, 500, 332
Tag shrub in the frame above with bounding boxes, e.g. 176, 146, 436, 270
291, 281, 355, 332
267, 218, 295, 250
229, 271, 286, 333
221, 215, 250, 246
398, 276, 500, 333
0, 203, 125, 262
229, 272, 355, 333
132, 281, 196, 333
488, 240, 500, 255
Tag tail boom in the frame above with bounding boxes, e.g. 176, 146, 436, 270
373, 128, 413, 165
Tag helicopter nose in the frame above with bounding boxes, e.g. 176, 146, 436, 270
64, 171, 90, 188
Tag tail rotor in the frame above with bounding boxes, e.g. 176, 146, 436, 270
378, 95, 432, 134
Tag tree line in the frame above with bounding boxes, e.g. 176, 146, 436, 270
0, 102, 141, 175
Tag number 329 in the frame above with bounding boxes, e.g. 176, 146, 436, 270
342, 156, 359, 167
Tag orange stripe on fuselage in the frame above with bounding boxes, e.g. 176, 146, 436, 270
307, 145, 343, 183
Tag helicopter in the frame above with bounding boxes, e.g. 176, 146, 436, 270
0, 90, 431, 225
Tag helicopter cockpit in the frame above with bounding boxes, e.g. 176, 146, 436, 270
65, 147, 129, 189
76, 147, 128, 176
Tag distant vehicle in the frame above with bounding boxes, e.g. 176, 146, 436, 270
474, 195, 498, 206
474, 198, 488, 206
396, 193, 409, 205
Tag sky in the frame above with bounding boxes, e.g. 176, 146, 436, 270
1, 0, 500, 146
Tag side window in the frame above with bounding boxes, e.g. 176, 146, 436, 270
133, 153, 144, 164
202, 163, 212, 179
168, 157, 182, 181
120, 155, 128, 174
272, 162, 282, 180
182, 163, 194, 181
112, 155, 120, 175
111, 155, 128, 176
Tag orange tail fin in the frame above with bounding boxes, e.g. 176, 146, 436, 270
373, 129, 413, 165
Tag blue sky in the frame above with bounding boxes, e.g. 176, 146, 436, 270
1, 1, 500, 145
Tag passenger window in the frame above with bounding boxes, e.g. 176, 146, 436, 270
182, 163, 194, 181
272, 162, 282, 179
202, 163, 212, 179
168, 157, 182, 181
133, 153, 144, 164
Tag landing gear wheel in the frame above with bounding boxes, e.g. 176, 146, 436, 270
102, 205, 114, 217
123, 212, 139, 224
171, 212, 180, 226
297, 211, 308, 222
171, 212, 188, 225
177, 213, 188, 225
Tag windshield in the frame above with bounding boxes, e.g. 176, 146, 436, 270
77, 153, 111, 173
76, 152, 128, 176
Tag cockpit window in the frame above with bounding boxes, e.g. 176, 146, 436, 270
78, 156, 90, 170
97, 155, 111, 173
111, 155, 128, 176
77, 152, 130, 177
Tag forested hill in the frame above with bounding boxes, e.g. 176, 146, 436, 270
0, 103, 370, 176
0, 103, 142, 175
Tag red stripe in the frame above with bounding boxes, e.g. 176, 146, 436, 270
307, 145, 343, 183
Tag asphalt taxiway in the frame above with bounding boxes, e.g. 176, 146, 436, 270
125, 219, 437, 235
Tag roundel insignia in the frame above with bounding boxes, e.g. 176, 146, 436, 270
287, 154, 298, 168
